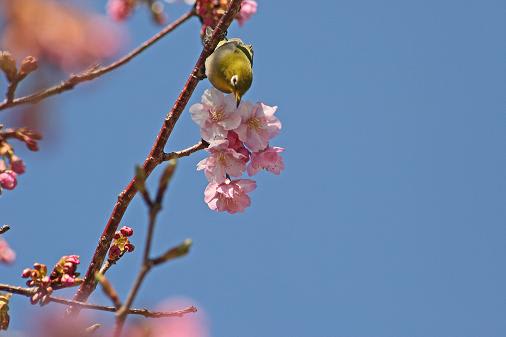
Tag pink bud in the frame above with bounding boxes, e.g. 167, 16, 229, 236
22, 268, 32, 278
120, 226, 133, 237
124, 243, 135, 252
114, 232, 121, 239
41, 276, 50, 285
31, 293, 40, 304
25, 138, 38, 151
0, 170, 17, 190
10, 156, 25, 174
60, 274, 75, 286
109, 245, 121, 260
19, 56, 38, 76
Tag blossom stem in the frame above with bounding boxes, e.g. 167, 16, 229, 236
0, 9, 195, 111
0, 283, 196, 318
72, 0, 244, 313
163, 139, 209, 161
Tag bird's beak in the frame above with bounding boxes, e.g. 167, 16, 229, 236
234, 90, 241, 108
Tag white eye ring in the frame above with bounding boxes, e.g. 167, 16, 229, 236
231, 75, 239, 87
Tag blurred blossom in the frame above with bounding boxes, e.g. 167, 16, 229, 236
107, 0, 135, 21
0, 238, 15, 264
236, 0, 257, 26
0, 0, 123, 71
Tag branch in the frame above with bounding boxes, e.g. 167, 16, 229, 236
0, 283, 196, 318
114, 160, 185, 336
72, 0, 244, 310
163, 139, 209, 161
0, 10, 195, 111
0, 225, 10, 235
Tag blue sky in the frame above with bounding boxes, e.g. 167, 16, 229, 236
1, 0, 506, 336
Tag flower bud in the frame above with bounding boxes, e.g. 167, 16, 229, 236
124, 243, 135, 252
0, 51, 17, 82
120, 226, 133, 237
18, 56, 38, 77
25, 139, 39, 152
10, 156, 25, 174
21, 268, 31, 278
108, 245, 121, 260
60, 274, 75, 286
0, 171, 17, 190
41, 276, 50, 285
30, 293, 40, 305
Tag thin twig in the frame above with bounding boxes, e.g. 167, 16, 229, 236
114, 160, 179, 337
95, 272, 122, 308
0, 225, 10, 235
0, 10, 195, 111
0, 283, 196, 318
72, 0, 244, 311
163, 139, 209, 162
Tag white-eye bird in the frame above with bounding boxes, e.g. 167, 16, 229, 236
205, 38, 253, 107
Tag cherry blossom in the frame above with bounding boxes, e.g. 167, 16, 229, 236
227, 131, 251, 162
204, 179, 256, 213
190, 88, 241, 141
197, 140, 247, 183
247, 146, 285, 176
235, 102, 281, 152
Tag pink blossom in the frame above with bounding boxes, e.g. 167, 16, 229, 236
236, 0, 258, 26
197, 140, 247, 183
190, 88, 241, 142
235, 102, 281, 152
247, 146, 285, 176
107, 0, 133, 21
11, 156, 26, 174
127, 298, 208, 337
227, 131, 251, 162
0, 238, 15, 264
0, 171, 17, 190
204, 179, 256, 214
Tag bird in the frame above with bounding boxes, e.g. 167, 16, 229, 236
205, 37, 253, 107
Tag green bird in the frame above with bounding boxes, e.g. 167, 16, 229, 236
205, 38, 253, 107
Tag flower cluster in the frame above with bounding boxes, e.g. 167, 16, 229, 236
108, 226, 135, 261
195, 0, 257, 35
21, 256, 80, 305
0, 238, 15, 265
190, 88, 284, 213
0, 125, 42, 194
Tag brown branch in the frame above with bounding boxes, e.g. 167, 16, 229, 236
0, 10, 195, 112
163, 139, 209, 161
95, 272, 122, 308
0, 225, 10, 235
114, 160, 180, 337
0, 283, 196, 318
72, 0, 244, 311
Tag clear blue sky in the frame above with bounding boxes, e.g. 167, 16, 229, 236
1, 0, 506, 336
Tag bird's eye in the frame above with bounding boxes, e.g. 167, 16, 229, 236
231, 75, 239, 87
